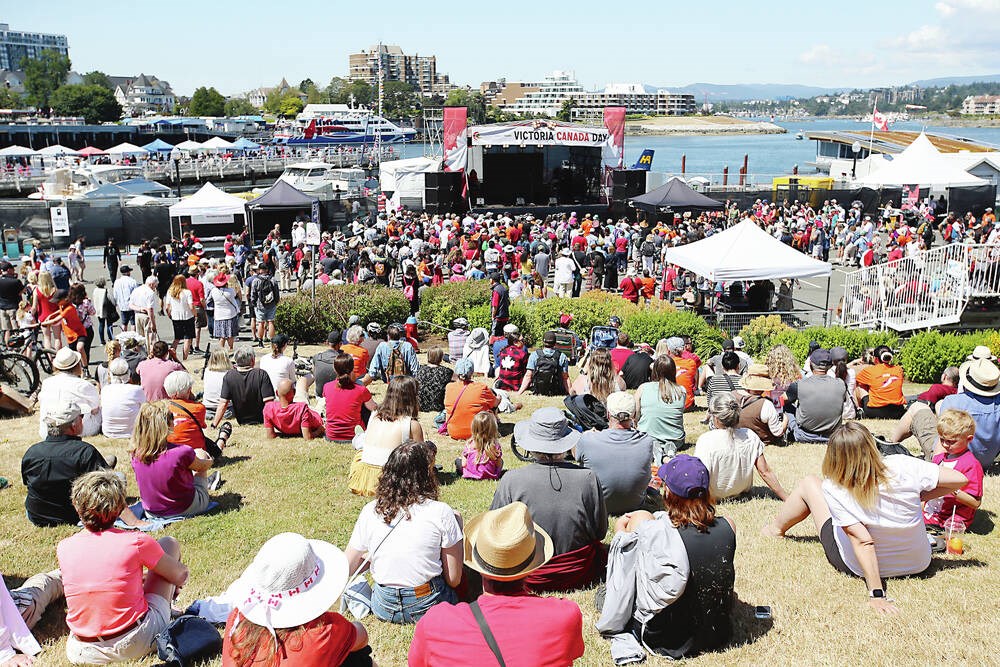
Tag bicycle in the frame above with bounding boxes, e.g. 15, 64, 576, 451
6, 327, 55, 376
0, 333, 40, 396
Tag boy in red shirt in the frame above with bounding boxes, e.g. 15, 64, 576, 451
264, 378, 324, 440
924, 409, 984, 531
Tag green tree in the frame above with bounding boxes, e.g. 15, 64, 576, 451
0, 87, 23, 108
444, 89, 487, 123
380, 80, 419, 118
49, 84, 121, 123
21, 50, 71, 111
325, 76, 348, 102
224, 98, 258, 116
276, 94, 305, 117
332, 80, 373, 107
82, 71, 112, 90
556, 97, 575, 122
188, 86, 226, 116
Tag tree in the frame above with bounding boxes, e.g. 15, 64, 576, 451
299, 78, 316, 94
331, 80, 372, 107
224, 98, 258, 116
325, 76, 348, 102
82, 71, 112, 90
556, 97, 575, 122
0, 87, 23, 108
188, 86, 226, 116
50, 84, 121, 123
444, 89, 486, 123
276, 94, 305, 117
21, 50, 71, 111
380, 80, 420, 118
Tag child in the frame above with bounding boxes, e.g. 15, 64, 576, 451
924, 409, 984, 532
456, 411, 503, 480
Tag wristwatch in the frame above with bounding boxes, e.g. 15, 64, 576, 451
869, 589, 886, 598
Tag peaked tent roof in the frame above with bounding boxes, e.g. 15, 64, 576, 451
106, 142, 149, 155
77, 146, 107, 156
202, 136, 234, 149
662, 219, 832, 282
629, 176, 724, 212
855, 132, 988, 188
246, 180, 318, 209
168, 182, 247, 217
0, 145, 37, 157
142, 138, 175, 152
37, 144, 80, 156
173, 140, 205, 151
232, 137, 261, 150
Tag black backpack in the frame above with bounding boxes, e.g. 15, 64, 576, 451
257, 278, 279, 307
532, 350, 565, 396
641, 241, 655, 257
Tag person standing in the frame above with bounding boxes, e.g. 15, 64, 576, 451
489, 271, 510, 338
185, 266, 207, 353
102, 238, 121, 282
553, 249, 575, 298
0, 260, 24, 345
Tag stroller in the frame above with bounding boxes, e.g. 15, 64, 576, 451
510, 394, 608, 462
589, 326, 618, 351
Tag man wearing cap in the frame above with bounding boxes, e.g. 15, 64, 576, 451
494, 325, 528, 392
38, 348, 101, 438
575, 392, 658, 514
518, 331, 571, 396
784, 349, 847, 443
0, 260, 23, 345
361, 322, 384, 369
447, 318, 469, 362
553, 248, 575, 298
491, 407, 608, 592
185, 266, 207, 353
409, 502, 584, 665
128, 276, 159, 351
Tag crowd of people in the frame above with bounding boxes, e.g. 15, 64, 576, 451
3, 199, 998, 666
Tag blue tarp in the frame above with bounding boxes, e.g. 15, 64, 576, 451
142, 138, 175, 152
232, 137, 261, 150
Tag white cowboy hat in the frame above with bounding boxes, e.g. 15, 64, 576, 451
53, 348, 82, 371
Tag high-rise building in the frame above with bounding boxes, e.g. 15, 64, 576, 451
0, 23, 69, 70
348, 44, 453, 96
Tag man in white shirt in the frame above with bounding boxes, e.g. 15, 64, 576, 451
553, 248, 576, 298
129, 276, 159, 350
291, 221, 306, 247
37, 348, 101, 438
112, 266, 138, 331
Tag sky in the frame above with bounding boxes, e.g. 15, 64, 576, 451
4, 0, 1000, 96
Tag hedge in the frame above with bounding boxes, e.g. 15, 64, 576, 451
274, 284, 410, 343
897, 331, 1000, 383
622, 310, 728, 360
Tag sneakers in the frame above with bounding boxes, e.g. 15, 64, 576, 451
207, 471, 222, 491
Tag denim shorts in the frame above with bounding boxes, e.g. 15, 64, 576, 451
370, 574, 456, 624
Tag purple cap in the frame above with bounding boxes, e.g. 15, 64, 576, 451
656, 454, 709, 499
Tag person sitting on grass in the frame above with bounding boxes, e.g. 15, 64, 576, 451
324, 353, 378, 444
517, 331, 571, 397
57, 470, 189, 664
854, 345, 907, 420
443, 358, 501, 441
783, 349, 847, 444
265, 378, 324, 440
762, 422, 968, 614
408, 502, 585, 666
348, 375, 423, 497
136, 341, 184, 403
37, 348, 101, 438
923, 409, 984, 533
100, 358, 147, 440
456, 410, 504, 481
2, 568, 65, 665
635, 355, 687, 463
131, 402, 218, 519
415, 346, 455, 413
733, 363, 788, 446
212, 346, 276, 428
694, 392, 788, 501
164, 370, 231, 457
223, 533, 373, 667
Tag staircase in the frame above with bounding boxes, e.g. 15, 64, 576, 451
841, 243, 1000, 332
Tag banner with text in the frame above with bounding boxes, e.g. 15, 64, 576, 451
469, 120, 609, 148
442, 106, 468, 174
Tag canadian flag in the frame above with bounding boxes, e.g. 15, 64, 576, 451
872, 103, 889, 131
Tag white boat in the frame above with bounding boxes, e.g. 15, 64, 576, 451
275, 162, 366, 198
273, 104, 417, 145
28, 165, 172, 201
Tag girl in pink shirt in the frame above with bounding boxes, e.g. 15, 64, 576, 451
458, 411, 503, 480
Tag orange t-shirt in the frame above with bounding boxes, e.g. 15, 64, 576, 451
672, 355, 698, 411
856, 363, 905, 408
341, 343, 369, 378
640, 277, 656, 299
444, 381, 500, 440
166, 398, 208, 450
223, 610, 357, 667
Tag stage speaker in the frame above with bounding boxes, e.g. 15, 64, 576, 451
611, 169, 646, 200
425, 172, 444, 188
424, 171, 465, 213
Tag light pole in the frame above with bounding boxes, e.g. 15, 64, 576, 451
851, 140, 861, 179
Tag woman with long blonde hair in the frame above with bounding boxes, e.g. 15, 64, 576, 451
32, 270, 61, 350
130, 402, 215, 518
164, 274, 195, 360
763, 422, 968, 614
765, 344, 801, 407
571, 347, 625, 403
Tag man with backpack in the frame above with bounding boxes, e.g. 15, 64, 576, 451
518, 331, 570, 396
363, 322, 418, 385
249, 264, 280, 345
495, 327, 529, 391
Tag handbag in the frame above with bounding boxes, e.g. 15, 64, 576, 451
470, 601, 507, 667
438, 383, 470, 435
155, 615, 222, 666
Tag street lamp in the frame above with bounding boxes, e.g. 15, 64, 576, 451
851, 141, 862, 178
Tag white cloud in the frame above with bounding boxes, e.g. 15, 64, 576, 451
935, 2, 956, 16
799, 44, 836, 66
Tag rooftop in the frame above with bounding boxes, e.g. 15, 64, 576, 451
805, 130, 999, 155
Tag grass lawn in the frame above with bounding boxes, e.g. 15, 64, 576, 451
2, 346, 997, 666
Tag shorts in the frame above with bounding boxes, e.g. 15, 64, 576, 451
172, 318, 195, 340
910, 407, 939, 459
860, 396, 906, 420
65, 592, 170, 663
254, 304, 277, 321
0, 309, 16, 331
819, 518, 854, 576
195, 305, 207, 328
148, 476, 211, 519
121, 309, 135, 327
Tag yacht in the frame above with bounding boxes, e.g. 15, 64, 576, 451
276, 162, 367, 197
273, 104, 416, 146
28, 165, 172, 201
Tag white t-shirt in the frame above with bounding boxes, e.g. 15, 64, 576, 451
100, 384, 146, 439
164, 291, 194, 321
38, 373, 101, 438
348, 498, 463, 587
128, 284, 158, 314
209, 287, 240, 320
694, 427, 765, 499
823, 455, 939, 578
554, 256, 575, 284
202, 369, 226, 410
757, 398, 784, 436
259, 353, 296, 392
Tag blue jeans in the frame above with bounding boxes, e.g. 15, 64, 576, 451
370, 575, 456, 624
788, 414, 831, 444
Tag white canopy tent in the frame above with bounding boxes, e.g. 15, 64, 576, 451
106, 142, 150, 156
202, 136, 234, 151
37, 144, 81, 157
172, 140, 205, 152
0, 145, 37, 157
168, 182, 247, 238
379, 156, 442, 210
855, 132, 988, 188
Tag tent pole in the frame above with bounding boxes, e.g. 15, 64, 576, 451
824, 275, 831, 327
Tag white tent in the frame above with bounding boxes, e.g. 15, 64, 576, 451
106, 142, 150, 156
173, 140, 205, 152
0, 145, 37, 157
202, 136, 234, 150
855, 132, 988, 188
37, 144, 80, 156
168, 182, 247, 231
662, 219, 832, 282
379, 156, 442, 209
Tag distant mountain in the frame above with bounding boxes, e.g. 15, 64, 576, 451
644, 82, 844, 101
908, 74, 1000, 87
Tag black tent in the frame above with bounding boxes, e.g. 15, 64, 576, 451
245, 180, 318, 242
628, 177, 725, 213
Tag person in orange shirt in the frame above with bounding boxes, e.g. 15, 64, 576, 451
855, 345, 906, 420
341, 326, 370, 378
443, 358, 500, 440
667, 337, 698, 411
639, 269, 657, 303
164, 370, 231, 457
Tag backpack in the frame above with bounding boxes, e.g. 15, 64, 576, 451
375, 261, 387, 277
387, 343, 408, 378
532, 350, 565, 396
641, 241, 655, 257
257, 278, 278, 307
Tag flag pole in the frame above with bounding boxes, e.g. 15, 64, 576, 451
866, 96, 878, 177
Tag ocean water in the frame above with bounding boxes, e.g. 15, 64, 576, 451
395, 119, 1000, 182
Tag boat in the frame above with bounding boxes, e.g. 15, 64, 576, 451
803, 129, 1000, 173
795, 131, 804, 140
272, 104, 417, 146
275, 162, 367, 198
27, 165, 172, 201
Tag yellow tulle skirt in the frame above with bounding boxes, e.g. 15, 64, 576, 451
348, 450, 382, 497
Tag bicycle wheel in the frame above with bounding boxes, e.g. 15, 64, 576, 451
37, 349, 55, 375
0, 352, 39, 396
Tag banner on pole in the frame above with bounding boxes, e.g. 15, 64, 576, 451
442, 106, 468, 174
602, 106, 626, 171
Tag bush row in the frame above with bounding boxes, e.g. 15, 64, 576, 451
274, 284, 411, 342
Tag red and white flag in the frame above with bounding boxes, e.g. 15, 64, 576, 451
872, 103, 889, 131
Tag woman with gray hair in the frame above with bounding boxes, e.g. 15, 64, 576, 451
100, 358, 146, 439
693, 392, 787, 501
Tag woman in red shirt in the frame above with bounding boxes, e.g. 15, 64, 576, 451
324, 353, 378, 443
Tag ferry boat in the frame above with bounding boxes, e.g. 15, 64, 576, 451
273, 104, 416, 146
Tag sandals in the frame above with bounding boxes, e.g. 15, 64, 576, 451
217, 421, 233, 443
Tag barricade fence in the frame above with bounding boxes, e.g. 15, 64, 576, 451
710, 310, 830, 336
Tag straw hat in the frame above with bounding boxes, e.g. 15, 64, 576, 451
53, 348, 82, 371
464, 502, 553, 581
740, 363, 775, 392
960, 358, 1000, 397
234, 533, 349, 630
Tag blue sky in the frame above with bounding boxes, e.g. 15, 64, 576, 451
4, 0, 1000, 95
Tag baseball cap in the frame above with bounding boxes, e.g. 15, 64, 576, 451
327, 331, 341, 345
656, 455, 710, 499
503, 323, 519, 336
809, 348, 833, 368
732, 336, 745, 350
455, 357, 475, 377
543, 331, 557, 346
606, 392, 636, 419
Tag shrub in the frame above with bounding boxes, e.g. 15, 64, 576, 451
759, 327, 899, 364
420, 281, 491, 331
898, 331, 1000, 383
737, 315, 794, 358
275, 284, 410, 343
622, 310, 727, 360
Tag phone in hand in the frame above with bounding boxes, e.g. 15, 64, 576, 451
754, 605, 772, 620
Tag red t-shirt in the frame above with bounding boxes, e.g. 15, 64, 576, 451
57, 529, 165, 638
926, 449, 984, 528
614, 236, 628, 253
223, 610, 356, 667
409, 595, 584, 667
610, 346, 632, 372
917, 383, 956, 406
323, 382, 373, 440
620, 277, 638, 303
264, 400, 322, 436
186, 276, 206, 308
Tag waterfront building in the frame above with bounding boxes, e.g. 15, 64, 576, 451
0, 23, 68, 70
348, 44, 453, 96
962, 95, 1000, 115
113, 74, 176, 116
503, 71, 587, 117
245, 78, 305, 109
569, 84, 696, 120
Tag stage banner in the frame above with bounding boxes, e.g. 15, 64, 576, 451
442, 106, 468, 174
602, 106, 626, 171
468, 120, 609, 147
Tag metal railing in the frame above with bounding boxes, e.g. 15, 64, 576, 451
711, 310, 829, 336
841, 243, 1000, 331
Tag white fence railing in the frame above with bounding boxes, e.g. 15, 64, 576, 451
841, 243, 1000, 331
